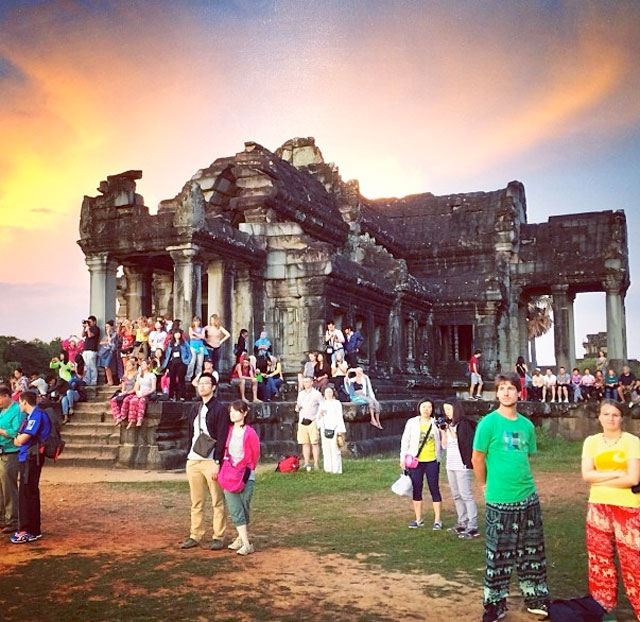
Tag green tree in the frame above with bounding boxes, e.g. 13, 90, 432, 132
0, 335, 63, 381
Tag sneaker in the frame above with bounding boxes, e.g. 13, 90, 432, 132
27, 533, 43, 542
432, 521, 443, 530
210, 539, 224, 550
526, 602, 549, 618
10, 530, 35, 544
408, 520, 425, 528
459, 528, 480, 539
447, 525, 466, 535
180, 537, 200, 549
305, 465, 312, 472
482, 600, 507, 622
236, 542, 255, 556
228, 536, 243, 550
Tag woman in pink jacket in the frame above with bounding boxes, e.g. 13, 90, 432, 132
220, 400, 260, 556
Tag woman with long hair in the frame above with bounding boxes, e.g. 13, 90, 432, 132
400, 398, 443, 530
122, 359, 156, 429
347, 367, 382, 429
313, 352, 331, 394
162, 330, 192, 401
441, 398, 478, 538
581, 399, 640, 620
203, 314, 231, 372
186, 316, 206, 383
110, 359, 138, 424
221, 400, 260, 556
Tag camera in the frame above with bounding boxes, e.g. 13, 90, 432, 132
435, 415, 448, 430
347, 370, 357, 379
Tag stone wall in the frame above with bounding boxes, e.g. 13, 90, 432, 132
109, 398, 640, 471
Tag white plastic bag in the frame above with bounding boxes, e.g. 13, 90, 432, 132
391, 472, 413, 497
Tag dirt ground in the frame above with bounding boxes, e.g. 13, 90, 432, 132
0, 468, 589, 622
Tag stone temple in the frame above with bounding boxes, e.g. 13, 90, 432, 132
78, 137, 630, 384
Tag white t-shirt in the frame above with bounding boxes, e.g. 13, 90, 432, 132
187, 403, 214, 461
445, 426, 467, 471
543, 374, 557, 387
318, 399, 346, 433
29, 378, 48, 396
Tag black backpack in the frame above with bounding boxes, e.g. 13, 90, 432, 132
548, 596, 605, 622
41, 409, 65, 461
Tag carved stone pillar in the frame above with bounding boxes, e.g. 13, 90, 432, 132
168, 245, 202, 323
567, 292, 576, 370
552, 285, 571, 372
518, 299, 529, 362
605, 281, 626, 363
123, 266, 152, 319
152, 272, 173, 319
85, 252, 118, 328
475, 301, 500, 377
232, 268, 254, 349
207, 260, 225, 322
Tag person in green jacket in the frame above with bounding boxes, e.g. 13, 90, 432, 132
49, 351, 75, 382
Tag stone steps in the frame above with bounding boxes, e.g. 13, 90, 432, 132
52, 451, 119, 468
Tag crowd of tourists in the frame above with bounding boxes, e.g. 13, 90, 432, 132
4, 321, 640, 621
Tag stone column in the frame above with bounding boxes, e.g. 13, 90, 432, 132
168, 245, 202, 323
551, 285, 571, 371
85, 252, 118, 328
605, 282, 626, 363
207, 260, 225, 322
567, 292, 576, 370
475, 301, 499, 378
367, 314, 376, 368
518, 300, 529, 362
123, 266, 153, 319
232, 268, 254, 348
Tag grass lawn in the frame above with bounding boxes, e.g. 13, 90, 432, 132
1, 435, 634, 621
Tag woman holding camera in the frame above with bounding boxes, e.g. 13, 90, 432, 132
400, 398, 443, 530
581, 399, 640, 620
442, 398, 479, 539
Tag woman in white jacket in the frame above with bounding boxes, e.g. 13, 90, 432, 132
400, 399, 443, 529
318, 386, 347, 474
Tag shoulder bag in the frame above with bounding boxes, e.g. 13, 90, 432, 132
192, 409, 216, 458
218, 430, 251, 493
404, 423, 432, 469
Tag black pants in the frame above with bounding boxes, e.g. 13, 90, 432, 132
206, 346, 221, 372
168, 359, 187, 399
18, 455, 43, 536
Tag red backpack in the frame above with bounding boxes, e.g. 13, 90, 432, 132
276, 455, 300, 472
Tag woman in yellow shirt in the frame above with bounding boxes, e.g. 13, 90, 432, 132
399, 399, 443, 530
581, 399, 640, 621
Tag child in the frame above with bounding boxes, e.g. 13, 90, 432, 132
472, 372, 549, 622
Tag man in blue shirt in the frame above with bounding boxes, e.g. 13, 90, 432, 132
11, 391, 51, 543
0, 386, 26, 534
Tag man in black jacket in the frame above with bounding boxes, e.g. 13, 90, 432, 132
180, 372, 229, 550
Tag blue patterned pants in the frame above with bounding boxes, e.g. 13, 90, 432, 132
484, 492, 549, 608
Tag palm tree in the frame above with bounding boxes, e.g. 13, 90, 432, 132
527, 296, 553, 369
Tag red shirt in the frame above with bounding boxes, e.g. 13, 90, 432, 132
469, 356, 479, 373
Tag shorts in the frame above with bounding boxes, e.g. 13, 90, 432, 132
471, 373, 482, 385
297, 420, 319, 445
231, 378, 253, 389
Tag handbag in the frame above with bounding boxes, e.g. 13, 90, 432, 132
404, 423, 432, 469
192, 410, 216, 458
218, 430, 250, 493
300, 418, 313, 426
391, 471, 414, 497
324, 429, 336, 439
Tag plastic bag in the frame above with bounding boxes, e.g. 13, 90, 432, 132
391, 472, 413, 497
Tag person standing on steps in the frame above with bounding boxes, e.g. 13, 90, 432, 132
468, 349, 483, 400
180, 372, 229, 551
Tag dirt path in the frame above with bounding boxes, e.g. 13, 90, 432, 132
0, 468, 591, 622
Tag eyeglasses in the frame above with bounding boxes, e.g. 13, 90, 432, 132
198, 381, 213, 386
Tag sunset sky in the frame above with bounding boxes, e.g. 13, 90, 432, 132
1, 0, 639, 364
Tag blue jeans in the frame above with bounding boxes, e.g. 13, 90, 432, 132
61, 390, 80, 415
82, 350, 98, 386
186, 347, 205, 381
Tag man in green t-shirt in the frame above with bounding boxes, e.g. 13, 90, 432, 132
472, 372, 549, 622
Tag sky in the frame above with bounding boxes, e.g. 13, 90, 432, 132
0, 0, 639, 365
